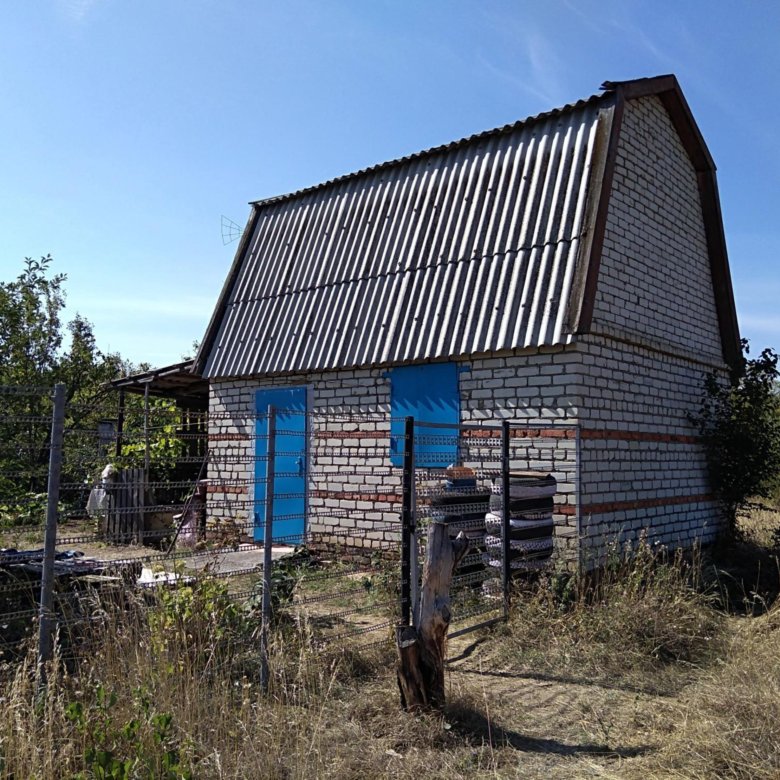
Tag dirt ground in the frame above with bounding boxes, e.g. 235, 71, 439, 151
434, 632, 665, 779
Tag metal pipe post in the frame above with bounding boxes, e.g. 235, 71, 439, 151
115, 389, 125, 458
501, 419, 511, 619
260, 405, 276, 693
143, 383, 150, 473
400, 416, 415, 627
38, 383, 66, 669
410, 475, 420, 627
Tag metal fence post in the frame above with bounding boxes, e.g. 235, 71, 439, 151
501, 419, 511, 619
410, 475, 421, 627
400, 416, 415, 627
38, 383, 66, 669
260, 404, 276, 693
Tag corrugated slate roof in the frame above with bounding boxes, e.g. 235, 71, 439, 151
202, 94, 611, 378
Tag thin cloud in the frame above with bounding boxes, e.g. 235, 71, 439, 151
525, 30, 568, 106
58, 0, 103, 24
560, 0, 608, 37
476, 25, 569, 109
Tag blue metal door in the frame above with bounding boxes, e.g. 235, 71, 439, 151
255, 387, 307, 543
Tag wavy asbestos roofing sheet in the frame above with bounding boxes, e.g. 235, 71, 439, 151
204, 96, 607, 378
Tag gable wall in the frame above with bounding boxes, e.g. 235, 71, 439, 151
576, 94, 728, 558
576, 335, 722, 558
591, 95, 724, 363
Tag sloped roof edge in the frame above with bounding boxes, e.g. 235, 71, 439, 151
248, 95, 605, 210
110, 359, 208, 405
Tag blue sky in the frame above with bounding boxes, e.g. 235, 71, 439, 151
0, 0, 778, 367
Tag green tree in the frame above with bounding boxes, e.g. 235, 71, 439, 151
694, 340, 780, 536
0, 256, 126, 517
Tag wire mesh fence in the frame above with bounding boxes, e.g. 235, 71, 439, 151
407, 419, 579, 637
0, 388, 404, 673
1, 383, 580, 679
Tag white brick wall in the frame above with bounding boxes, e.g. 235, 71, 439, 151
207, 348, 582, 559
592, 95, 724, 364
578, 92, 728, 554
208, 367, 399, 551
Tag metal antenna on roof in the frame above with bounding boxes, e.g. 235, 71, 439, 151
221, 215, 242, 245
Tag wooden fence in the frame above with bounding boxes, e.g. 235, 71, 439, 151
102, 468, 145, 544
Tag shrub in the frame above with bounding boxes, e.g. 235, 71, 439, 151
693, 341, 780, 537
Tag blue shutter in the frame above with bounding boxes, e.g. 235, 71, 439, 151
390, 362, 459, 467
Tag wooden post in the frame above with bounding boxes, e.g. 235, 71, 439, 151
396, 522, 469, 711
132, 467, 144, 545
143, 383, 150, 473
115, 389, 125, 458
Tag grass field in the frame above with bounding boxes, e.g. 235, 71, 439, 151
2, 504, 779, 779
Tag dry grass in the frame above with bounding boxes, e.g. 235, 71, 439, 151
494, 540, 724, 695
639, 602, 780, 780
3, 506, 780, 779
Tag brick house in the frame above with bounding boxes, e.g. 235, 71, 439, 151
192, 74, 740, 564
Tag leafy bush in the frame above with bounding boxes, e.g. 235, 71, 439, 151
693, 341, 780, 537
148, 577, 253, 671
64, 685, 192, 779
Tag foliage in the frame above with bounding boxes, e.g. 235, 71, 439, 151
148, 577, 253, 669
693, 340, 780, 535
0, 257, 125, 507
0, 492, 66, 529
64, 685, 192, 779
0, 256, 193, 522
112, 398, 186, 481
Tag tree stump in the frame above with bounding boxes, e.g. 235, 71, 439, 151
396, 522, 469, 711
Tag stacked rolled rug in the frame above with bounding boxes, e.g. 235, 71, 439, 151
483, 471, 557, 575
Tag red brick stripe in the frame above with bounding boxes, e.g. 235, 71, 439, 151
582, 493, 715, 515
313, 430, 384, 440
311, 490, 402, 504
208, 427, 699, 444
464, 427, 576, 440
207, 485, 249, 495
580, 429, 699, 444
